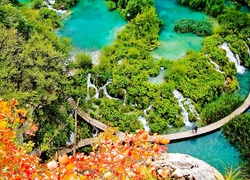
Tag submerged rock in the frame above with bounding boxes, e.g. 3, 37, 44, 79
153, 153, 224, 180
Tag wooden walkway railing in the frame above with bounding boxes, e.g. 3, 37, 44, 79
67, 97, 108, 131
60, 93, 250, 155
159, 92, 250, 141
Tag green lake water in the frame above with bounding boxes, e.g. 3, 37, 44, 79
57, 0, 126, 53
168, 130, 241, 174
19, 0, 30, 3
153, 0, 208, 60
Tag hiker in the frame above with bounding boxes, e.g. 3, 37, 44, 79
192, 126, 198, 134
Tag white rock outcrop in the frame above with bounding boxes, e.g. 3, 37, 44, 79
153, 153, 224, 180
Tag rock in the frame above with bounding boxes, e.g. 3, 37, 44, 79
153, 153, 224, 180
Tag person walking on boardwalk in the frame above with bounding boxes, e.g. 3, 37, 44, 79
192, 125, 198, 134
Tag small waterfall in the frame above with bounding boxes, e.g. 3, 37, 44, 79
99, 80, 119, 100
88, 51, 100, 66
184, 99, 200, 120
93, 126, 99, 138
138, 104, 152, 131
144, 104, 153, 115
45, 1, 67, 14
118, 59, 123, 65
86, 73, 99, 100
138, 116, 150, 131
123, 89, 127, 105
48, 0, 55, 5
173, 90, 194, 127
86, 73, 120, 100
148, 67, 165, 85
66, 132, 74, 146
209, 59, 224, 74
219, 43, 245, 74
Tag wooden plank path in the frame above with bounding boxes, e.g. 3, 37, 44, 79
60, 93, 250, 155
160, 93, 250, 141
67, 97, 108, 131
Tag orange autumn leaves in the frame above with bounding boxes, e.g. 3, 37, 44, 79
0, 99, 41, 179
0, 98, 38, 134
45, 130, 170, 180
0, 99, 170, 179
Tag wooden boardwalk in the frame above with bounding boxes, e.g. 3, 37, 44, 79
67, 97, 108, 131
160, 92, 250, 141
60, 93, 250, 155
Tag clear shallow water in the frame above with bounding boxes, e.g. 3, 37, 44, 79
236, 68, 250, 98
236, 68, 250, 112
148, 69, 165, 84
153, 0, 208, 60
57, 0, 126, 53
167, 130, 241, 174
19, 0, 30, 3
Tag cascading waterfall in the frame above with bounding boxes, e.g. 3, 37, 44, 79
99, 80, 119, 100
92, 126, 99, 138
209, 59, 224, 74
86, 73, 99, 100
46, 0, 67, 14
123, 89, 127, 105
86, 73, 124, 101
219, 43, 245, 74
138, 116, 150, 131
138, 104, 152, 131
88, 51, 100, 66
66, 132, 75, 146
148, 67, 165, 85
173, 90, 200, 127
184, 99, 200, 120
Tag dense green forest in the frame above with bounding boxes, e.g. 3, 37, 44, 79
0, 0, 249, 158
0, 1, 82, 157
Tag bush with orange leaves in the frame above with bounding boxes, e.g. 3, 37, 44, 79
0, 99, 41, 179
0, 99, 170, 179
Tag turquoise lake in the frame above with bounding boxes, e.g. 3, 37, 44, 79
168, 130, 241, 174
153, 0, 208, 60
57, 0, 126, 53
55, 0, 249, 175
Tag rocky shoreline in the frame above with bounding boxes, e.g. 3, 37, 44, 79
153, 153, 224, 180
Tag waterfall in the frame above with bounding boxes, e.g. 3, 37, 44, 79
88, 51, 100, 66
86, 73, 99, 100
66, 132, 75, 146
138, 116, 150, 131
148, 67, 165, 85
99, 80, 119, 100
138, 104, 152, 131
173, 90, 196, 127
209, 59, 224, 74
93, 126, 99, 138
86, 73, 121, 100
123, 89, 127, 105
118, 59, 123, 65
219, 43, 245, 74
184, 99, 200, 120
45, 1, 67, 14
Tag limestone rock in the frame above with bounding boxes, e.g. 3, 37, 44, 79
153, 153, 224, 180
